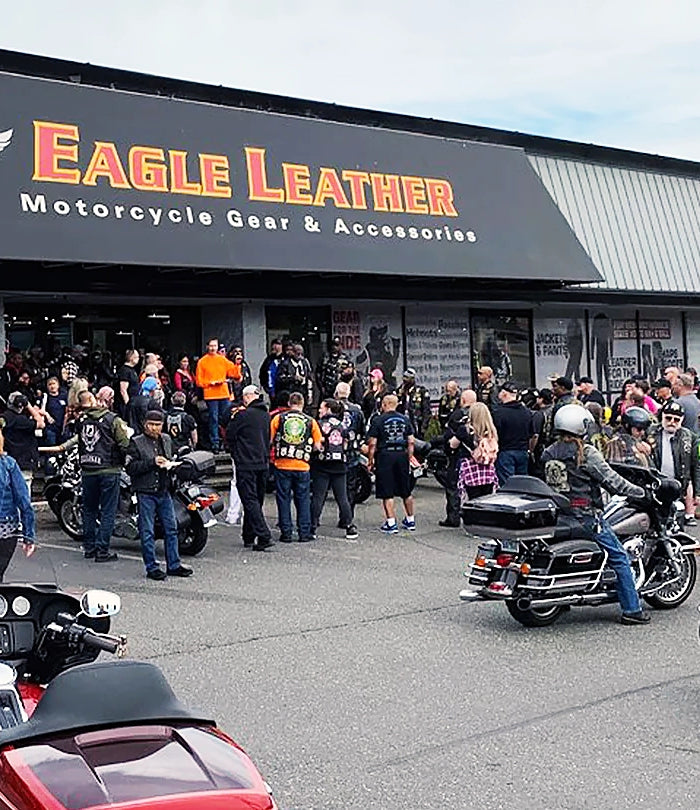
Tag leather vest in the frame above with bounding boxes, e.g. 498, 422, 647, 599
341, 402, 363, 458
78, 411, 120, 471
542, 440, 602, 513
318, 416, 347, 463
274, 411, 314, 463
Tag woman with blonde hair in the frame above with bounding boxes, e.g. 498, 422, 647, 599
63, 377, 89, 438
449, 402, 499, 502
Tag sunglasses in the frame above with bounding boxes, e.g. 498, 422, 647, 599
663, 414, 682, 423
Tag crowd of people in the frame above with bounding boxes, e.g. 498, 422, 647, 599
1, 334, 699, 621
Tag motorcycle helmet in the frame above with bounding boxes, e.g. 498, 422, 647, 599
7, 392, 28, 413
553, 403, 593, 437
621, 405, 652, 432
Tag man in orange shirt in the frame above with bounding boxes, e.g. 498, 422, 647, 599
270, 391, 322, 542
195, 338, 242, 453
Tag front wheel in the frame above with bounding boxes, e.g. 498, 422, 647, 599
179, 523, 208, 556
506, 601, 565, 627
643, 552, 697, 609
57, 494, 84, 541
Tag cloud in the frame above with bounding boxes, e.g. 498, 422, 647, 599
2, 0, 700, 159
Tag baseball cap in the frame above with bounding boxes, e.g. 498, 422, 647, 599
242, 384, 260, 397
662, 401, 684, 417
370, 369, 384, 381
403, 367, 416, 378
140, 377, 158, 394
501, 380, 519, 394
578, 375, 594, 384
554, 376, 574, 391
654, 378, 672, 390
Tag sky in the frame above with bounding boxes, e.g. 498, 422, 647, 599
2, 0, 700, 160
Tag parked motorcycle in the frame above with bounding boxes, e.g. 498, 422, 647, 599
51, 449, 223, 556
459, 466, 699, 627
0, 584, 278, 809
42, 446, 80, 520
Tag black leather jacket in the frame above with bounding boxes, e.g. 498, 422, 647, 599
647, 425, 700, 491
125, 432, 174, 494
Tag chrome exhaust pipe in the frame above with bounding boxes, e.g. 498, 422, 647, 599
526, 592, 616, 609
516, 597, 531, 611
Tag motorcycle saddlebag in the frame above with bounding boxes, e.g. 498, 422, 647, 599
462, 491, 558, 531
546, 539, 605, 576
175, 450, 216, 481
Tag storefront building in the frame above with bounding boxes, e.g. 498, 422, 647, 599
1, 49, 699, 401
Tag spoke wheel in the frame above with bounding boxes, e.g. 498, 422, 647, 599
58, 496, 84, 541
644, 553, 696, 609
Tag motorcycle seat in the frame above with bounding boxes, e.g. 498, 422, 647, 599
500, 475, 573, 513
0, 659, 214, 746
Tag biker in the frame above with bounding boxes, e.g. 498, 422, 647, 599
541, 404, 651, 625
604, 405, 653, 467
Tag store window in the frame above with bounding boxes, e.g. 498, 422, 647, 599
266, 305, 331, 371
471, 311, 532, 386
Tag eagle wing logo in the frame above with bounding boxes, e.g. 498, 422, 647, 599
0, 129, 13, 154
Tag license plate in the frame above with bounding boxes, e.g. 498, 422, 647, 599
499, 539, 519, 553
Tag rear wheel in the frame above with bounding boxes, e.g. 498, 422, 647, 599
57, 495, 84, 541
506, 601, 565, 627
179, 523, 208, 556
353, 467, 373, 504
644, 552, 696, 609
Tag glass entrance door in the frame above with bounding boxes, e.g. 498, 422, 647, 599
265, 305, 332, 372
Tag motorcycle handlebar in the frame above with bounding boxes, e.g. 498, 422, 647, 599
81, 628, 121, 655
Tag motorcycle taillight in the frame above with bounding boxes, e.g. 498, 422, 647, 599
496, 553, 515, 567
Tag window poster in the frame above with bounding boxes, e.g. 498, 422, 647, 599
332, 304, 402, 389
404, 305, 471, 398
533, 309, 585, 389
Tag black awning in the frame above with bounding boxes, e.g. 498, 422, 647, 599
0, 71, 600, 285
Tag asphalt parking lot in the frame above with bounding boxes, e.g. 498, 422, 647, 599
19, 478, 700, 810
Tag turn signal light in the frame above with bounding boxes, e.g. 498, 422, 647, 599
474, 555, 487, 567
496, 553, 515, 567
187, 503, 197, 511
520, 563, 531, 576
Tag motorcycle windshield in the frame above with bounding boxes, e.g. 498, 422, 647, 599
1, 725, 274, 809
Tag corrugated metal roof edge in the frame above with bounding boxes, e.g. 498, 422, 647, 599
2, 49, 700, 181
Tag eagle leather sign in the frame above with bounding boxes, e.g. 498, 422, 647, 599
0, 70, 601, 282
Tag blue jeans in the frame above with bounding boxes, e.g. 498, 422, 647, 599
275, 468, 312, 538
496, 449, 529, 486
584, 516, 642, 615
82, 473, 120, 555
206, 398, 230, 450
137, 491, 182, 573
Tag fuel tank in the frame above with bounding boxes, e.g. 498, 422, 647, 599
604, 502, 650, 537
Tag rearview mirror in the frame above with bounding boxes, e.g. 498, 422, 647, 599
80, 590, 121, 618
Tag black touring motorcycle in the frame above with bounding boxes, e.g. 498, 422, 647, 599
459, 465, 699, 627
45, 448, 222, 556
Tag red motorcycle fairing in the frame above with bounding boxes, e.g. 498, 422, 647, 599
18, 683, 44, 718
0, 724, 276, 810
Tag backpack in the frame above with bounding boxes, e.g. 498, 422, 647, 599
472, 435, 499, 465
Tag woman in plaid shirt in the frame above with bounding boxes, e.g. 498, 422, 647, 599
450, 403, 499, 503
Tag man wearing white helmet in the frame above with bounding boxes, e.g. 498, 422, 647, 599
541, 403, 651, 625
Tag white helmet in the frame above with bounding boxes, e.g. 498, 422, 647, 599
553, 403, 593, 437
